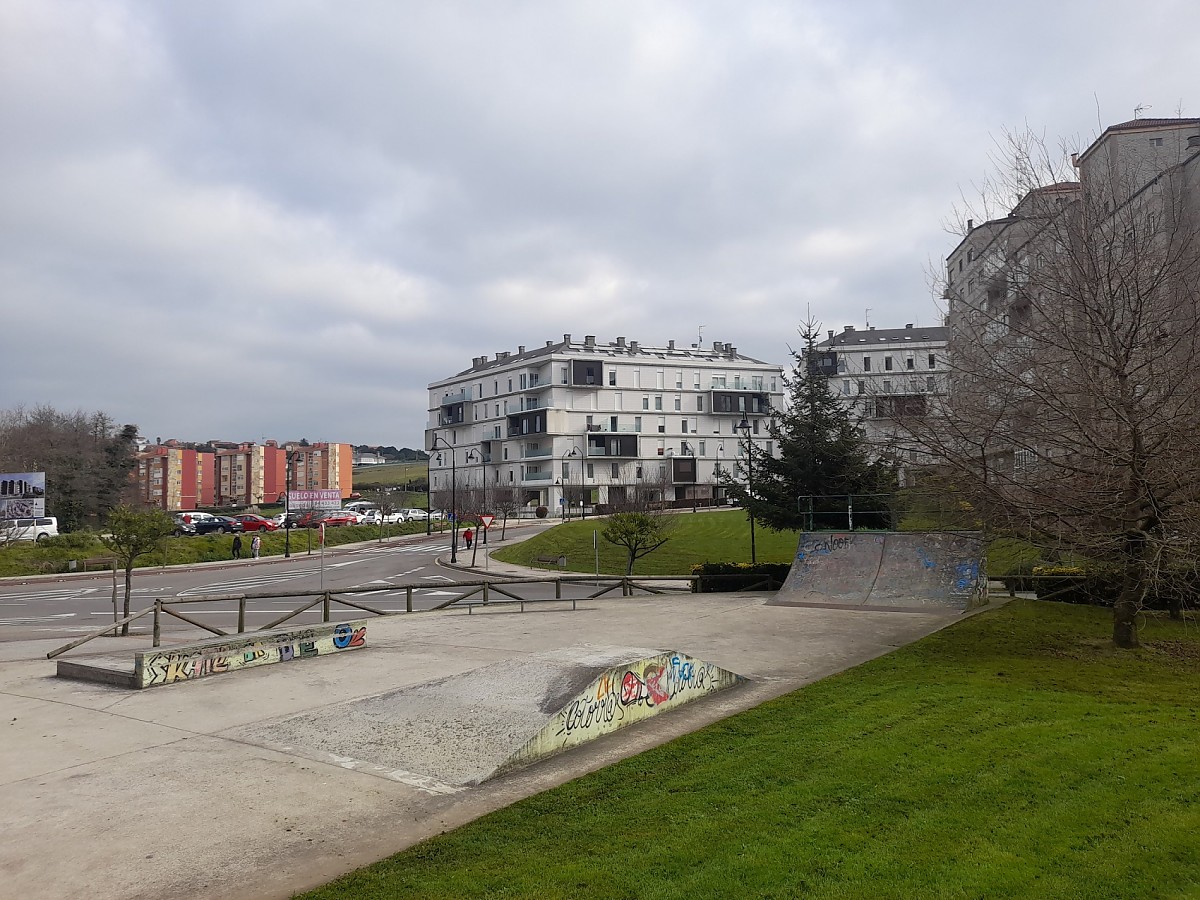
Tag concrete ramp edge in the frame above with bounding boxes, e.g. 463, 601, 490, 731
496, 650, 743, 778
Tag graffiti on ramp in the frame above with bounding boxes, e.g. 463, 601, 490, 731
775, 531, 986, 610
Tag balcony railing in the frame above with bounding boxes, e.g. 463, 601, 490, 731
585, 424, 639, 433
439, 390, 469, 405
523, 471, 552, 482
522, 447, 552, 459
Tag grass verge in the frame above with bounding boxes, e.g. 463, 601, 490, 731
490, 509, 799, 575
300, 600, 1200, 899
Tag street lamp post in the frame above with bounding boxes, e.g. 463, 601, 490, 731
431, 435, 458, 563
465, 447, 488, 546
561, 446, 580, 520
682, 441, 697, 513
283, 450, 299, 559
736, 418, 757, 564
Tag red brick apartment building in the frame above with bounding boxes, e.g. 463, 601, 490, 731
134, 441, 352, 511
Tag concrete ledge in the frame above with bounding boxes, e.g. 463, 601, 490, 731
55, 620, 370, 688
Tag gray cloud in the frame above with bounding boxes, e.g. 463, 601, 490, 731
1, 0, 1196, 447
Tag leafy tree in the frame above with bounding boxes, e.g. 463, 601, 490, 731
602, 511, 674, 575
723, 321, 896, 531
99, 505, 174, 634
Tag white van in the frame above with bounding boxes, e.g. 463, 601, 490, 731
344, 500, 377, 513
0, 516, 59, 543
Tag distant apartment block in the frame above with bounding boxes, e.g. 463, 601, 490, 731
812, 323, 949, 460
133, 440, 353, 511
426, 334, 786, 511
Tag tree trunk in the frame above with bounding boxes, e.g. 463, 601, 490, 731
1113, 532, 1145, 649
120, 563, 134, 637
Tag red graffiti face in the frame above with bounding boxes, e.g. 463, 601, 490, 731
620, 671, 645, 705
644, 665, 669, 705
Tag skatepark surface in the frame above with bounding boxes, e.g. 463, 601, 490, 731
1, 569, 987, 899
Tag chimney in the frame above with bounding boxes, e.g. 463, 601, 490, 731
518, 345, 525, 354
844, 325, 855, 332
585, 335, 596, 346
828, 330, 834, 340
564, 333, 571, 344
630, 340, 639, 352
868, 326, 875, 331
616, 336, 626, 347
668, 339, 675, 350
966, 218, 974, 230
727, 345, 737, 357
546, 340, 553, 346
713, 341, 724, 352
905, 324, 913, 329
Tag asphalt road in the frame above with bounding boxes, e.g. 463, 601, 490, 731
0, 531, 545, 643
0, 522, 628, 645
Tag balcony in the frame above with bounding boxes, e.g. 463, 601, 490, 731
439, 389, 469, 406
523, 471, 553, 482
585, 423, 639, 433
522, 447, 552, 459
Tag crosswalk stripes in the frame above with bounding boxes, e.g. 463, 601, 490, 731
349, 544, 450, 555
178, 569, 317, 596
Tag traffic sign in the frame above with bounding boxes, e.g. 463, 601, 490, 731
480, 514, 495, 528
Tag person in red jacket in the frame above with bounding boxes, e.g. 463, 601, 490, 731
463, 527, 474, 550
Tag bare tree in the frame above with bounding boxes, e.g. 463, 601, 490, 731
99, 505, 174, 634
601, 470, 678, 574
917, 125, 1200, 648
490, 485, 522, 540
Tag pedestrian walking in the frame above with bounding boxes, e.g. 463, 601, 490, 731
231, 534, 243, 560
251, 534, 261, 559
463, 527, 474, 550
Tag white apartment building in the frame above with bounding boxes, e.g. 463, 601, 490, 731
814, 324, 949, 435
426, 334, 786, 512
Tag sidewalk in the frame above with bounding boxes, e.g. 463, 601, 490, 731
0, 581, 979, 900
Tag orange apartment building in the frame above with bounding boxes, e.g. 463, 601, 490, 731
134, 441, 352, 511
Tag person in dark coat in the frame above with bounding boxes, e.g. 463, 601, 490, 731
232, 534, 243, 559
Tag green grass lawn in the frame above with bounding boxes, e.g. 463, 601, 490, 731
301, 600, 1200, 899
491, 509, 798, 574
352, 461, 427, 487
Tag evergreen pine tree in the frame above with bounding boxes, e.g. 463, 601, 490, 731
723, 320, 896, 531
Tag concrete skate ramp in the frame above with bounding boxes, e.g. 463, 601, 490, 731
229, 646, 743, 792
774, 531, 986, 610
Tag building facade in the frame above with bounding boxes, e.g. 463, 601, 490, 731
426, 334, 786, 512
133, 440, 352, 511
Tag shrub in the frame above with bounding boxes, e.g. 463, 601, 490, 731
535, 506, 548, 519
692, 562, 791, 593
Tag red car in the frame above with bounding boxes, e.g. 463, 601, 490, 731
233, 514, 279, 532
319, 510, 359, 527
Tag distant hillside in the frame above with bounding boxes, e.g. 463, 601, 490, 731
353, 445, 429, 462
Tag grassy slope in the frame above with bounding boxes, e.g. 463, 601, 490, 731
302, 600, 1200, 899
491, 509, 799, 575
352, 462, 427, 487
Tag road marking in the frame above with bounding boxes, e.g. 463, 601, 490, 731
178, 570, 317, 596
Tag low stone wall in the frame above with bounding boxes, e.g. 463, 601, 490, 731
132, 620, 368, 688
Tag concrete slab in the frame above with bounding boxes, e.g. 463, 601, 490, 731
0, 592, 979, 900
774, 531, 986, 609
230, 646, 743, 789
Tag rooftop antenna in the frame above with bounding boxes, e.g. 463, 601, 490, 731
1134, 104, 1151, 119
695, 324, 704, 348
864, 308, 872, 328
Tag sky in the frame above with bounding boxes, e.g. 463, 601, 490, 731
2, 0, 1196, 449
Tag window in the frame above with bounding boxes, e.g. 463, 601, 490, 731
694, 371, 701, 389
857, 380, 865, 395
863, 356, 871, 372
636, 466, 643, 479
520, 374, 527, 389
658, 417, 666, 433
642, 396, 649, 410
681, 419, 688, 433
507, 378, 512, 392
906, 357, 915, 370
612, 463, 619, 477
675, 371, 683, 388
699, 440, 706, 455
928, 354, 936, 369
654, 396, 663, 410
635, 416, 642, 431
927, 376, 936, 392
697, 396, 704, 411
587, 463, 594, 478
1150, 137, 1164, 147
608, 370, 616, 386
508, 471, 514, 482
885, 357, 893, 371
842, 379, 851, 394
674, 396, 681, 411
882, 380, 892, 393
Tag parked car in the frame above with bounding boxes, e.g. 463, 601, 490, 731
362, 509, 405, 525
319, 510, 360, 527
233, 514, 279, 532
193, 515, 244, 535
344, 501, 377, 514
401, 508, 430, 522
0, 516, 59, 543
173, 511, 216, 536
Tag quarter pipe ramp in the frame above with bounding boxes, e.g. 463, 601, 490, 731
774, 531, 986, 610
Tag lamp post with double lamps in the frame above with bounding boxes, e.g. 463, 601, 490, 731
735, 417, 757, 564
431, 435, 458, 563
283, 449, 301, 559
560, 446, 580, 520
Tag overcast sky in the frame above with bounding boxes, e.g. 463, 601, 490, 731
2, 1, 1195, 449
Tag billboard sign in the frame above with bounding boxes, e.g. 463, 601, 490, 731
0, 472, 46, 517
286, 489, 341, 511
